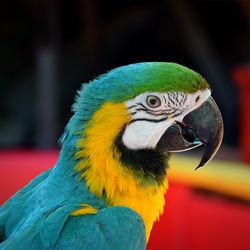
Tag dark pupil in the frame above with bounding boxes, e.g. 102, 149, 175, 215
150, 98, 157, 105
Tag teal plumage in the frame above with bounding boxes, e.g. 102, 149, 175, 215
0, 133, 145, 249
0, 62, 211, 250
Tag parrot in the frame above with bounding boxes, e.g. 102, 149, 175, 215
0, 62, 223, 250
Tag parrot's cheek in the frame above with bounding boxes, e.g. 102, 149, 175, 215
156, 96, 224, 169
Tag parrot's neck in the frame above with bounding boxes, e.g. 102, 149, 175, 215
74, 102, 169, 240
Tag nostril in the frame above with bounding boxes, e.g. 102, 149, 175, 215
195, 95, 200, 103
175, 121, 196, 143
182, 127, 196, 143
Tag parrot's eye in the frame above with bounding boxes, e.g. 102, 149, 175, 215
146, 95, 161, 108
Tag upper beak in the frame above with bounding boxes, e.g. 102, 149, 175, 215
156, 96, 224, 169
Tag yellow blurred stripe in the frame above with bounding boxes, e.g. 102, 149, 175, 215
168, 155, 250, 201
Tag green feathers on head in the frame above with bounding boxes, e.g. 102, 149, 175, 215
70, 62, 209, 134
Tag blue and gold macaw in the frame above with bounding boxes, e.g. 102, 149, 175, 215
0, 62, 223, 249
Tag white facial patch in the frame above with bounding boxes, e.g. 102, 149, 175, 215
122, 88, 211, 150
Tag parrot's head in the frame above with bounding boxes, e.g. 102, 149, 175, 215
68, 62, 223, 176
64, 62, 224, 239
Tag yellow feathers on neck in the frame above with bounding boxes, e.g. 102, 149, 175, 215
75, 102, 168, 240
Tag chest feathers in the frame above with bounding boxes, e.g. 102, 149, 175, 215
75, 102, 168, 240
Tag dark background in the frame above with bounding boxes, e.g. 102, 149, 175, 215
0, 0, 249, 148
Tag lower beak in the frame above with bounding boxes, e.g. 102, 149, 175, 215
156, 96, 224, 169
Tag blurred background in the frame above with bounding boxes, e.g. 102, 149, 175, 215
0, 0, 249, 150
0, 0, 250, 250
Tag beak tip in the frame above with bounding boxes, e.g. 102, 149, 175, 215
184, 96, 223, 170
195, 161, 205, 170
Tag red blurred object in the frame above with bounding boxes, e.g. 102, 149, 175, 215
233, 65, 250, 164
148, 184, 250, 250
1, 150, 250, 250
0, 150, 58, 204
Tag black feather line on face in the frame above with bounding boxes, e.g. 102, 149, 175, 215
127, 104, 137, 110
129, 117, 167, 124
132, 102, 177, 118
129, 93, 186, 123
114, 132, 169, 185
135, 108, 169, 117
163, 95, 167, 104
167, 93, 176, 105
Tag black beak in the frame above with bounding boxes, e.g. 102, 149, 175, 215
156, 96, 224, 169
